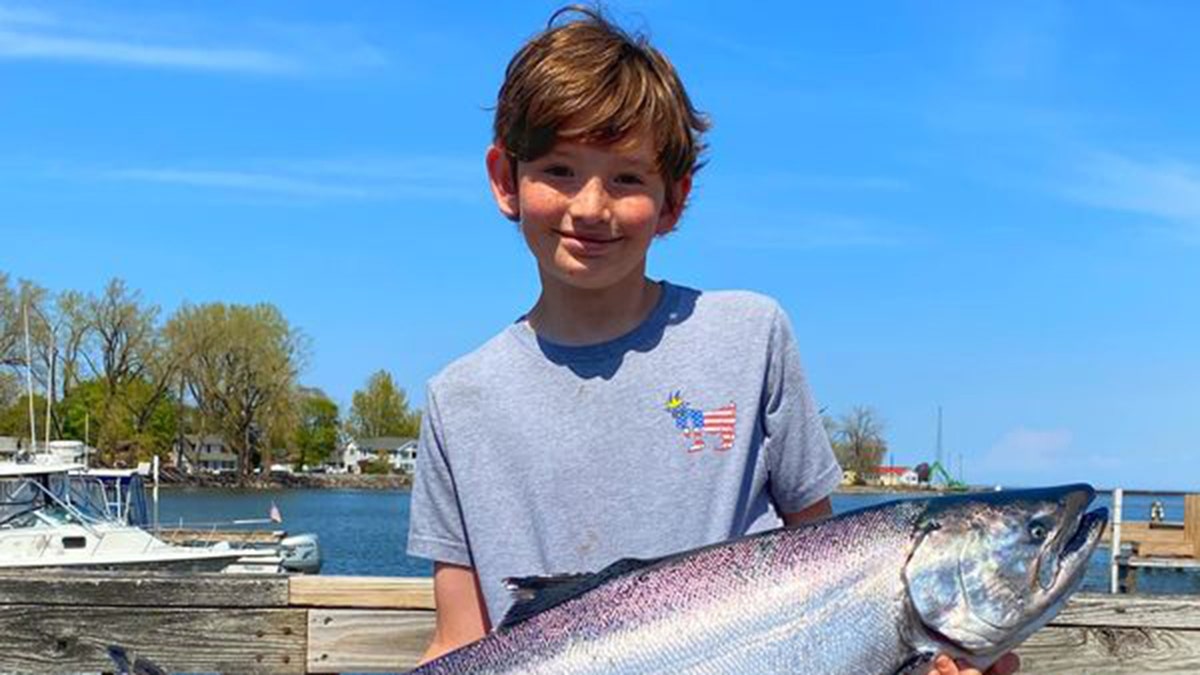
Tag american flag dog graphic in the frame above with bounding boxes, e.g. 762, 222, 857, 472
664, 391, 737, 453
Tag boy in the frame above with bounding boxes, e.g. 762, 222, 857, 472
408, 8, 1016, 675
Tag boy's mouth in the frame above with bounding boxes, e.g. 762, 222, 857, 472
556, 230, 623, 255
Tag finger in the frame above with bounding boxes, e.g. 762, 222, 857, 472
935, 655, 958, 675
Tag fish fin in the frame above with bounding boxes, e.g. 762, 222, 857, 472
106, 645, 132, 675
498, 557, 658, 629
892, 651, 936, 675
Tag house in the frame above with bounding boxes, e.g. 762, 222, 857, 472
329, 440, 366, 474
876, 466, 919, 487
388, 439, 418, 474
173, 435, 238, 474
335, 437, 417, 474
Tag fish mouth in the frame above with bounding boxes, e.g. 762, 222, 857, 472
1036, 486, 1107, 597
1056, 507, 1108, 572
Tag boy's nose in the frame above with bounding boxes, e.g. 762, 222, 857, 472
567, 177, 611, 224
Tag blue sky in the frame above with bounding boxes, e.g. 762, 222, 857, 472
2, 1, 1197, 490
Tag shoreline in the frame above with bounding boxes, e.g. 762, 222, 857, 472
160, 472, 412, 490
834, 484, 983, 495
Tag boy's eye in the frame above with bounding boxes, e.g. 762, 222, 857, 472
615, 173, 646, 186
543, 164, 573, 178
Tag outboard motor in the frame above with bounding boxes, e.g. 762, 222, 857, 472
279, 533, 321, 573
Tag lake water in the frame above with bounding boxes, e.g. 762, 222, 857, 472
156, 487, 1200, 595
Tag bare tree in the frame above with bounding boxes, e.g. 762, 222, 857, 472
78, 279, 178, 459
0, 272, 20, 370
56, 290, 90, 399
831, 405, 888, 480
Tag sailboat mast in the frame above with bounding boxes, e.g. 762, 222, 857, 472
23, 300, 37, 454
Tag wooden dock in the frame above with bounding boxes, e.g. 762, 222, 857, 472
154, 528, 286, 545
1103, 491, 1200, 593
1, 572, 1199, 673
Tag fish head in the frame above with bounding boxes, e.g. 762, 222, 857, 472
902, 484, 1107, 666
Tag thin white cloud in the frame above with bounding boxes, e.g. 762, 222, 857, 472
0, 3, 383, 75
983, 428, 1075, 471
1066, 152, 1200, 243
973, 426, 1122, 487
108, 169, 371, 199
0, 29, 297, 73
99, 157, 483, 203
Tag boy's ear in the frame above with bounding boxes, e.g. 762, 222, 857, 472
656, 173, 693, 235
486, 144, 521, 222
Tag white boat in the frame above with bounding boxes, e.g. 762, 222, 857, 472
77, 465, 321, 574
0, 461, 278, 572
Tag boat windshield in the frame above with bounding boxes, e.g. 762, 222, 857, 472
69, 475, 150, 527
0, 478, 40, 527
0, 473, 112, 529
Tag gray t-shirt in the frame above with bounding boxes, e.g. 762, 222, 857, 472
406, 281, 841, 623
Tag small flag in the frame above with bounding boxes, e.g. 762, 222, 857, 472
268, 501, 283, 523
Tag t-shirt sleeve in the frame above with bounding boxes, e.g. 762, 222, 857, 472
406, 386, 472, 567
762, 304, 842, 514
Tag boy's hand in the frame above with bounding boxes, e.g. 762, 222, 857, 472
930, 653, 1020, 675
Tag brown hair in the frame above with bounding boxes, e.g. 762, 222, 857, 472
493, 5, 710, 212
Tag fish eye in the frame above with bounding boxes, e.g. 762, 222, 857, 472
1028, 521, 1050, 543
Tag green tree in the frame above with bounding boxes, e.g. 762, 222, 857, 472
0, 393, 46, 440
294, 388, 339, 469
165, 302, 306, 479
348, 370, 419, 439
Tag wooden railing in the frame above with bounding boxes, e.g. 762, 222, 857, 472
1, 571, 1199, 673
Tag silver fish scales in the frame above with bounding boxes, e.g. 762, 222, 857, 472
415, 484, 1106, 675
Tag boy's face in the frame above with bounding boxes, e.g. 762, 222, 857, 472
487, 131, 690, 292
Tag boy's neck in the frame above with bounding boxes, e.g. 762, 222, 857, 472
526, 273, 662, 346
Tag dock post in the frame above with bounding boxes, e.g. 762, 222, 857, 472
153, 454, 160, 530
1110, 488, 1123, 594
1187, 494, 1200, 558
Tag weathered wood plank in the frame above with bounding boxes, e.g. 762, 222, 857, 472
0, 570, 289, 607
1187, 494, 1200, 558
1018, 625, 1200, 674
1054, 593, 1200, 630
290, 575, 435, 609
1135, 541, 1195, 557
307, 609, 434, 673
1128, 557, 1200, 570
1102, 522, 1190, 546
0, 605, 306, 674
